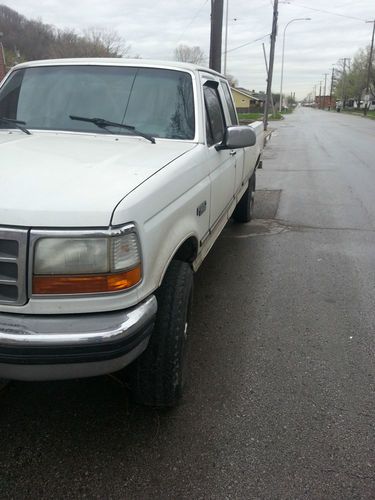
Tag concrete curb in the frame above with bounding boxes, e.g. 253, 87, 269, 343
258, 128, 275, 169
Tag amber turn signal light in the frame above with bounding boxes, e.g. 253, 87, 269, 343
32, 266, 141, 294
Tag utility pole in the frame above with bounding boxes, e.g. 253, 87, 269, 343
329, 66, 335, 111
263, 0, 278, 131
319, 81, 322, 109
340, 57, 350, 109
322, 73, 328, 110
209, 0, 224, 72
364, 20, 375, 116
262, 42, 276, 116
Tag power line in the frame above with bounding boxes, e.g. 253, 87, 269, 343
225, 33, 271, 54
284, 2, 366, 22
177, 0, 209, 44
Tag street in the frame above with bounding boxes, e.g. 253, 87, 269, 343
0, 107, 374, 499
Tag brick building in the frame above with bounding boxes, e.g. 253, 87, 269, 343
315, 95, 336, 109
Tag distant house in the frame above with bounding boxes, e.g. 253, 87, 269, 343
231, 87, 264, 113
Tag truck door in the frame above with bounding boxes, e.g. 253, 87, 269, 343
219, 80, 245, 198
203, 81, 236, 229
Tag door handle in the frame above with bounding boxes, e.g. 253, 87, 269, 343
229, 150, 237, 156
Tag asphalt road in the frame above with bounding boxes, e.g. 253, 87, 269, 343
0, 108, 374, 499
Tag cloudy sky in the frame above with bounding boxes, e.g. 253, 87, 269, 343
2, 0, 375, 98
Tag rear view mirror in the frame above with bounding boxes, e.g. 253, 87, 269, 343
216, 126, 256, 150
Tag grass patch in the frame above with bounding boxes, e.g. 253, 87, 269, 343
361, 110, 375, 119
269, 112, 284, 120
340, 108, 375, 120
238, 111, 286, 122
238, 112, 263, 121
281, 108, 294, 114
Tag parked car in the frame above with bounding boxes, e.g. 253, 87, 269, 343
0, 59, 263, 406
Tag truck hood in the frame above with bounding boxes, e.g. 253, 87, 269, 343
0, 132, 196, 227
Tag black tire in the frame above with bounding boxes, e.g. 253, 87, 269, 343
232, 171, 256, 223
0, 379, 9, 391
126, 260, 193, 407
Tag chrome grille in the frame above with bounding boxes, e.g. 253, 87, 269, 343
0, 228, 28, 305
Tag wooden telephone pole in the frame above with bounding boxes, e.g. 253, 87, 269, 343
209, 0, 224, 72
263, 0, 278, 131
364, 20, 375, 116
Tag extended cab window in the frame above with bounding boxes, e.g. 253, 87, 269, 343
0, 66, 195, 140
220, 81, 238, 125
204, 84, 225, 146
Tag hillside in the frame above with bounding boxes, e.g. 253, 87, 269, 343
0, 4, 127, 68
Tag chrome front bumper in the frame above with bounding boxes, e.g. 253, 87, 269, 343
0, 296, 157, 381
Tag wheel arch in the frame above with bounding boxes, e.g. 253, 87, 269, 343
172, 235, 199, 264
157, 234, 199, 288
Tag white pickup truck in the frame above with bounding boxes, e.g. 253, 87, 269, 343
0, 59, 263, 406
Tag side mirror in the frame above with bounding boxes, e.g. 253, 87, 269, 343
216, 126, 257, 150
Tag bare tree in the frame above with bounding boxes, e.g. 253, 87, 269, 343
174, 45, 205, 65
0, 5, 133, 64
83, 27, 131, 57
225, 74, 238, 87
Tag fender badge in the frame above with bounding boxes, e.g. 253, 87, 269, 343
196, 201, 207, 217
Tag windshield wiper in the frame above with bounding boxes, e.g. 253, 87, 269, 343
69, 115, 155, 144
0, 117, 31, 135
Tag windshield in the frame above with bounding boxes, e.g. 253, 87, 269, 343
0, 65, 196, 140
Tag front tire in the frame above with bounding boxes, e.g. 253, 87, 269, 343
232, 171, 256, 223
126, 260, 193, 407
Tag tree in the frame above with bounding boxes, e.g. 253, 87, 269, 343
82, 27, 131, 57
225, 74, 238, 87
3, 47, 24, 67
0, 5, 133, 67
334, 46, 375, 106
174, 45, 205, 64
346, 51, 368, 105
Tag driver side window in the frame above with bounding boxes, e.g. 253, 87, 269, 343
204, 84, 225, 147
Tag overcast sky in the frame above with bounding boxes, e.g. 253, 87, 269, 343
2, 0, 375, 98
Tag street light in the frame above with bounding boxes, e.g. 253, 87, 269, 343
279, 17, 311, 112
223, 0, 238, 76
223, 0, 229, 75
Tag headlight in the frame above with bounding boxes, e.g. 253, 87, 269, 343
34, 238, 110, 275
32, 228, 142, 295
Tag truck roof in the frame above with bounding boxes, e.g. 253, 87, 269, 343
12, 58, 224, 78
